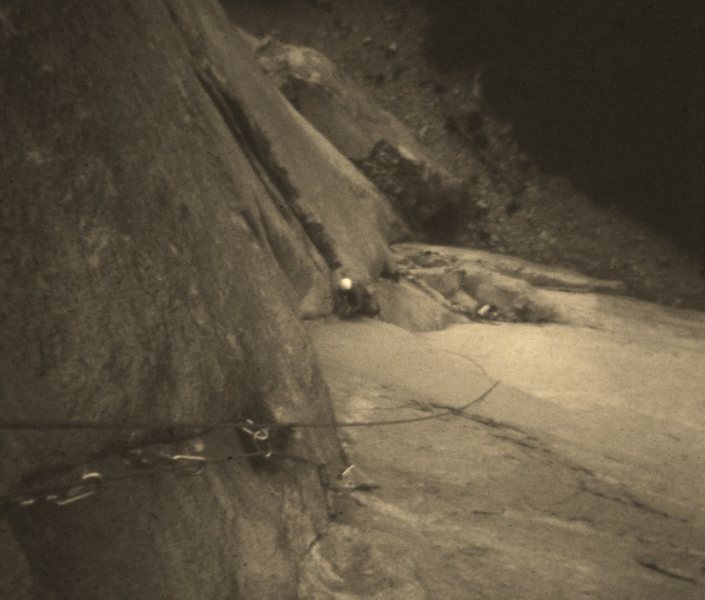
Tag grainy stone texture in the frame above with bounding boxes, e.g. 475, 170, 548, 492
375, 278, 468, 332
5, 1, 705, 598
0, 1, 405, 597
391, 243, 629, 325
308, 314, 705, 599
250, 35, 485, 230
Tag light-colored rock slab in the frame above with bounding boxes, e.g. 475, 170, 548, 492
395, 242, 627, 294
308, 298, 705, 597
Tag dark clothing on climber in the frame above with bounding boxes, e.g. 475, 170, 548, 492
335, 280, 380, 318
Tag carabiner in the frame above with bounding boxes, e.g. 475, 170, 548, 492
54, 471, 104, 507
171, 454, 207, 475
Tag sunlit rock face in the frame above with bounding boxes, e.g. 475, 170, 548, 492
306, 289, 705, 598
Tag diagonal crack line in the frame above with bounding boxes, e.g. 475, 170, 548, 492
578, 481, 687, 523
488, 433, 543, 451
636, 558, 698, 584
305, 532, 324, 558
459, 412, 527, 435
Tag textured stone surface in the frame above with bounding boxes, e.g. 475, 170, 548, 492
395, 242, 627, 293
0, 1, 406, 597
375, 279, 468, 332
250, 35, 423, 161
250, 35, 484, 229
309, 313, 705, 599
392, 243, 632, 324
181, 5, 407, 313
4, 1, 705, 597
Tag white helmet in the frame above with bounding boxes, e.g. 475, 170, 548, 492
339, 277, 353, 290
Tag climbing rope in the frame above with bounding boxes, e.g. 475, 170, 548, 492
0, 381, 499, 515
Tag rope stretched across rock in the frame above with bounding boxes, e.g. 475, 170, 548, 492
0, 381, 499, 514
0, 381, 498, 432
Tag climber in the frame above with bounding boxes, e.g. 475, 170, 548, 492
335, 277, 380, 318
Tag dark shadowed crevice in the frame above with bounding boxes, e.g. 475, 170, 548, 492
197, 72, 298, 201
636, 558, 698, 584
354, 140, 487, 239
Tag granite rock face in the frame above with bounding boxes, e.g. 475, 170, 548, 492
0, 1, 405, 597
307, 306, 705, 599
251, 35, 485, 231
4, 2, 705, 598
